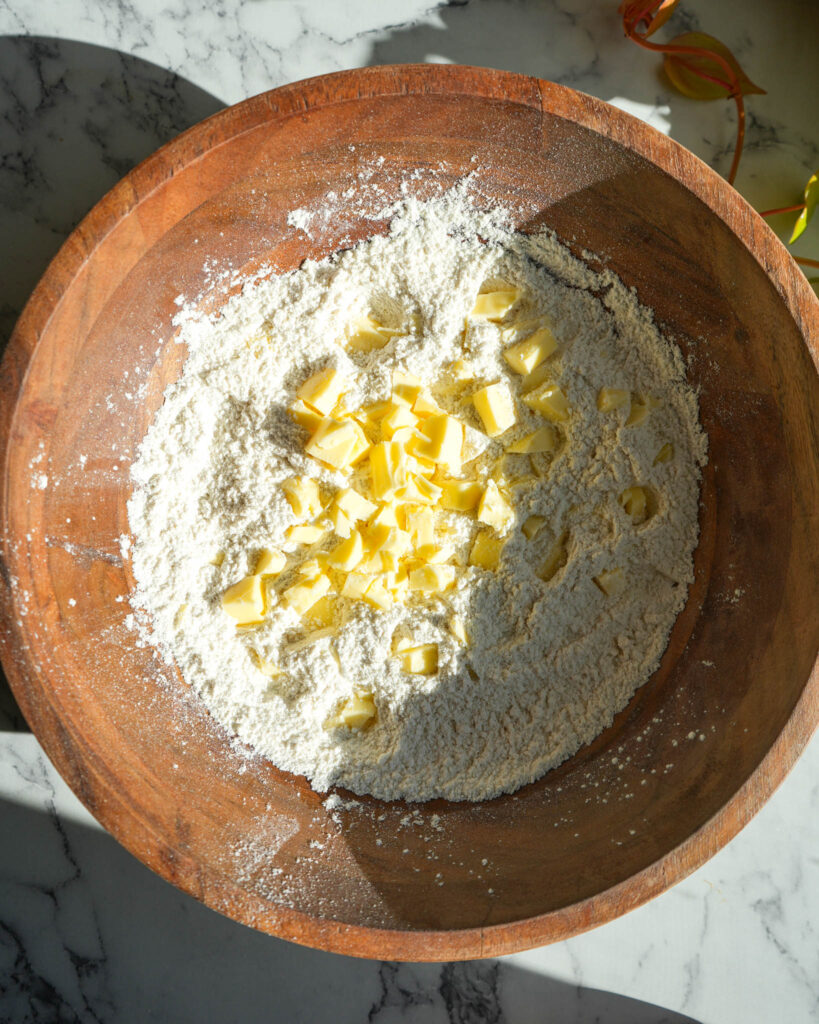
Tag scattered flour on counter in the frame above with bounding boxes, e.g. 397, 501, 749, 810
127, 184, 707, 803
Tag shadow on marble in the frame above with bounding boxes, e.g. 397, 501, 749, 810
0, 797, 702, 1023
0, 35, 225, 732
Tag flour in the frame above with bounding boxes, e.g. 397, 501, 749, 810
127, 185, 707, 803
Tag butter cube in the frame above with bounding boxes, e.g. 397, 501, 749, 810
370, 441, 408, 499
286, 523, 327, 546
470, 289, 518, 322
346, 315, 398, 352
619, 486, 648, 523
296, 556, 327, 578
405, 507, 435, 550
368, 523, 411, 557
254, 548, 286, 576
469, 530, 504, 570
297, 367, 347, 416
222, 574, 266, 625
449, 615, 468, 645
477, 480, 515, 533
398, 643, 439, 675
593, 567, 626, 596
341, 572, 374, 601
289, 399, 324, 434
412, 391, 444, 418
539, 534, 568, 582
370, 502, 400, 529
596, 387, 630, 412
328, 504, 353, 538
392, 370, 423, 408
283, 573, 331, 615
250, 649, 280, 676
506, 425, 557, 454
305, 595, 336, 629
282, 477, 323, 520
334, 487, 377, 523
503, 326, 557, 375
409, 564, 456, 594
440, 479, 483, 512
363, 576, 394, 610
306, 418, 369, 471
462, 424, 492, 463
381, 403, 418, 439
654, 442, 674, 464
359, 400, 392, 423
327, 692, 376, 730
472, 382, 517, 437
410, 413, 464, 469
209, 550, 225, 567
395, 475, 442, 505
522, 515, 546, 540
328, 531, 364, 571
523, 382, 569, 422
626, 398, 650, 426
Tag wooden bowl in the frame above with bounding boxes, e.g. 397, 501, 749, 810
2, 66, 818, 960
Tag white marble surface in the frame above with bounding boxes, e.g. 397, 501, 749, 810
1, 1, 817, 1021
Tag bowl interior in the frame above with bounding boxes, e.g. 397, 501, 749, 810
3, 68, 818, 959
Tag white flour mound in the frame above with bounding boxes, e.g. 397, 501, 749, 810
127, 186, 707, 803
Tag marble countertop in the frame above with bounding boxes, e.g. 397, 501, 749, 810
1, 1, 817, 1021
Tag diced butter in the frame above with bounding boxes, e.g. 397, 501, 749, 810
282, 477, 323, 519
250, 649, 280, 677
411, 413, 464, 467
449, 615, 468, 645
254, 548, 286, 576
472, 382, 517, 437
370, 441, 408, 499
506, 424, 557, 454
440, 479, 483, 512
209, 550, 225, 567
341, 572, 374, 601
328, 531, 364, 571
306, 417, 370, 471
283, 573, 331, 615
523, 382, 569, 422
522, 515, 546, 540
305, 595, 336, 629
327, 692, 377, 730
593, 567, 626, 596
367, 523, 411, 557
470, 289, 518, 321
328, 504, 352, 538
289, 399, 324, 434
412, 391, 444, 417
381, 403, 418, 439
596, 387, 630, 412
286, 523, 327, 546
469, 530, 504, 570
363, 576, 394, 610
398, 643, 439, 675
297, 367, 347, 416
296, 556, 327, 578
462, 424, 492, 463
539, 533, 568, 582
409, 564, 456, 594
346, 315, 398, 352
620, 486, 648, 523
626, 399, 649, 426
334, 487, 377, 523
503, 326, 557, 375
477, 480, 515, 533
395, 475, 442, 505
392, 369, 423, 408
654, 442, 674, 464
405, 507, 435, 551
222, 574, 265, 625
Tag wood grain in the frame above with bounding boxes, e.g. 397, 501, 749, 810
1, 65, 817, 960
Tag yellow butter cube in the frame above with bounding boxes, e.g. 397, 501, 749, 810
254, 548, 286, 576
596, 387, 630, 412
327, 691, 377, 730
370, 441, 408, 499
409, 564, 456, 594
289, 399, 324, 434
405, 507, 435, 550
619, 486, 647, 523
328, 531, 364, 572
334, 487, 377, 522
477, 480, 515, 533
305, 595, 336, 629
381, 403, 418, 439
392, 370, 423, 408
395, 475, 442, 505
626, 398, 650, 426
523, 382, 569, 422
282, 477, 323, 519
363, 577, 394, 610
411, 413, 464, 467
283, 573, 331, 615
412, 391, 444, 417
522, 515, 546, 540
296, 556, 327, 578
297, 367, 347, 416
222, 575, 266, 625
209, 550, 225, 567
328, 504, 353, 538
470, 289, 518, 322
449, 615, 468, 645
440, 479, 483, 512
341, 572, 374, 601
250, 649, 280, 676
286, 523, 327, 546
506, 424, 558, 454
539, 534, 568, 582
462, 424, 492, 464
305, 418, 369, 471
367, 523, 410, 556
370, 502, 400, 529
654, 442, 674, 464
593, 567, 626, 596
503, 326, 557, 375
469, 530, 504, 571
472, 382, 517, 438
421, 544, 454, 565
346, 315, 397, 352
398, 643, 439, 675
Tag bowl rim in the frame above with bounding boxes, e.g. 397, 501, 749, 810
1, 63, 818, 960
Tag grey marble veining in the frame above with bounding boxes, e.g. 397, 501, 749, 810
1, 0, 818, 1021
